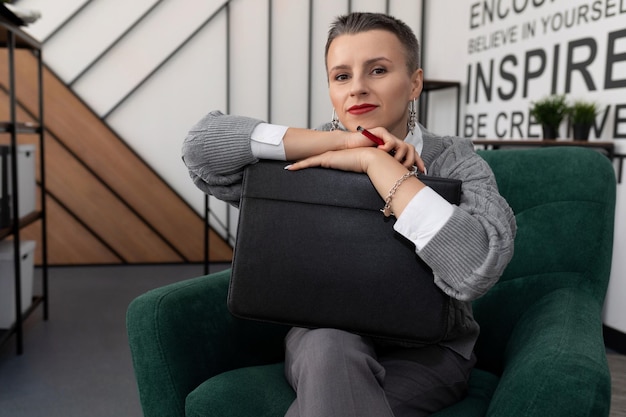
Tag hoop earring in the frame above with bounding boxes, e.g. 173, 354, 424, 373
330, 109, 339, 131
408, 98, 418, 134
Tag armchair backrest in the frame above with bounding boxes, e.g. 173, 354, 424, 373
472, 147, 616, 374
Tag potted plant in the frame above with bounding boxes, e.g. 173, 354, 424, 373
529, 95, 568, 140
568, 101, 597, 141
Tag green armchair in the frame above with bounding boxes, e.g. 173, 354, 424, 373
127, 147, 616, 417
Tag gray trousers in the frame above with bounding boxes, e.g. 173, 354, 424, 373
284, 328, 475, 417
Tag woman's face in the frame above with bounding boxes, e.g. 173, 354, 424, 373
326, 30, 423, 138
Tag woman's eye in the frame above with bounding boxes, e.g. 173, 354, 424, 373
372, 67, 387, 75
335, 73, 349, 81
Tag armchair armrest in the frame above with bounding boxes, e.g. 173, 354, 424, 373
486, 287, 610, 417
126, 269, 289, 417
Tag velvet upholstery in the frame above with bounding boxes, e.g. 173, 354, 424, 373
127, 147, 615, 417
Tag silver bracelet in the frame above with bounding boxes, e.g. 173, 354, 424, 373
380, 167, 418, 217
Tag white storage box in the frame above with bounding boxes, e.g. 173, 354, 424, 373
0, 240, 36, 328
0, 146, 9, 228
0, 144, 36, 222
14, 144, 36, 219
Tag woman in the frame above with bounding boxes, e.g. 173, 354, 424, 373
182, 12, 516, 417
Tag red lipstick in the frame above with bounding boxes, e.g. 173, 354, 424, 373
348, 104, 377, 115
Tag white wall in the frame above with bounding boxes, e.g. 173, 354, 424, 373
17, 0, 626, 333
458, 0, 626, 144
18, 0, 426, 243
421, 1, 467, 135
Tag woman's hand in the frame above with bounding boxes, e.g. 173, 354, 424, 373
360, 127, 425, 172
286, 144, 424, 176
285, 147, 380, 173
286, 141, 427, 219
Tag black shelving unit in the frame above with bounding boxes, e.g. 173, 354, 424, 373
0, 14, 48, 355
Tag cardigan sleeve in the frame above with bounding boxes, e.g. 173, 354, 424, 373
419, 137, 517, 302
181, 110, 264, 207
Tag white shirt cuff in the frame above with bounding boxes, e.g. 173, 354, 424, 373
250, 123, 288, 160
393, 187, 455, 251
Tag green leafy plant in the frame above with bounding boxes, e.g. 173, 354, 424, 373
568, 101, 598, 125
529, 95, 568, 127
568, 100, 598, 140
529, 95, 569, 139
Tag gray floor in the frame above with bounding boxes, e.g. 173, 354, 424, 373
0, 263, 229, 417
0, 264, 625, 417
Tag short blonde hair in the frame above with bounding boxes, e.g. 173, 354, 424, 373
325, 12, 421, 75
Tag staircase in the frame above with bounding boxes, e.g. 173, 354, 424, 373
0, 48, 232, 265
